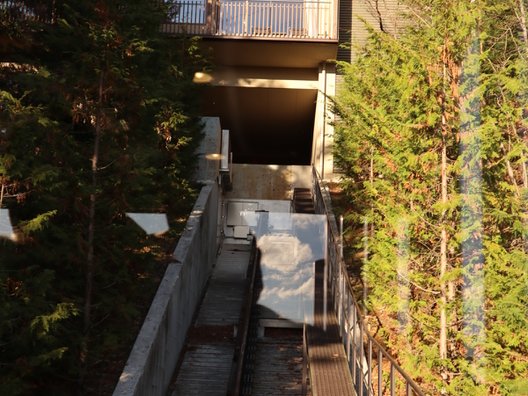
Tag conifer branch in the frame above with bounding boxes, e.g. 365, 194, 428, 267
396, 270, 440, 295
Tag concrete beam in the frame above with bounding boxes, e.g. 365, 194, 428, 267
207, 66, 319, 89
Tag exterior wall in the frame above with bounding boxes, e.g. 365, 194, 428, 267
194, 117, 222, 183
336, 0, 405, 82
112, 184, 220, 396
337, 0, 353, 63
350, 0, 405, 54
207, 66, 319, 89
225, 164, 312, 200
337, 0, 406, 65
333, 0, 405, 178
113, 118, 224, 395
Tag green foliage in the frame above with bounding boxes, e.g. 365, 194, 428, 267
0, 1, 205, 394
335, 0, 528, 394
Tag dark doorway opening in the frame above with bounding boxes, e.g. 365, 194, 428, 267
202, 86, 316, 165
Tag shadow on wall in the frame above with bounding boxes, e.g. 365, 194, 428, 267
225, 164, 313, 201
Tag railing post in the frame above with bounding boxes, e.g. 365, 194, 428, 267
243, 0, 248, 35
359, 320, 364, 396
367, 338, 372, 395
346, 299, 352, 361
378, 349, 383, 396
351, 308, 357, 384
162, 0, 338, 39
206, 0, 213, 34
390, 363, 395, 396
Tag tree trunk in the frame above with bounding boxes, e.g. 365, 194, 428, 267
518, 0, 528, 55
84, 71, 104, 334
363, 147, 374, 304
438, 43, 451, 360
439, 136, 448, 360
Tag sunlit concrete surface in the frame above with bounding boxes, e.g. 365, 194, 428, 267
125, 213, 169, 236
0, 208, 16, 241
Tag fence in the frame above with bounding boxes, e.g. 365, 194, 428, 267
160, 0, 336, 39
312, 168, 425, 396
160, 0, 217, 35
218, 0, 333, 39
112, 182, 220, 396
0, 0, 55, 22
3, 0, 336, 39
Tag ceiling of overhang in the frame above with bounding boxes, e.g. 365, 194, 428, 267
202, 86, 317, 165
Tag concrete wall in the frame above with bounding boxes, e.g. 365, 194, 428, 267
206, 66, 319, 89
312, 62, 336, 181
225, 164, 312, 200
194, 117, 222, 184
113, 183, 219, 396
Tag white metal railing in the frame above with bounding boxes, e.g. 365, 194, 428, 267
166, 0, 207, 24
161, 0, 218, 35
160, 0, 336, 39
1, 0, 55, 22
218, 0, 334, 39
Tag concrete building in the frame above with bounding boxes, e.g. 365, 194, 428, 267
160, 0, 404, 181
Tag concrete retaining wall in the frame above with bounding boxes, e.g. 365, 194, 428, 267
225, 164, 312, 200
113, 182, 219, 396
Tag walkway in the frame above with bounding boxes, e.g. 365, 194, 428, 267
170, 190, 356, 396
307, 261, 356, 396
170, 243, 252, 396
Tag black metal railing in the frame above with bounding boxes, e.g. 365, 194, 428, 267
312, 167, 425, 396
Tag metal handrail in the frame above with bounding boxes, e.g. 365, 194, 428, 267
1, 0, 55, 22
218, 0, 333, 38
312, 167, 425, 396
159, 0, 336, 39
227, 237, 258, 396
4, 0, 336, 40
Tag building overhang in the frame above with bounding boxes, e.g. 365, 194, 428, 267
200, 37, 338, 69
193, 38, 337, 165
203, 66, 319, 89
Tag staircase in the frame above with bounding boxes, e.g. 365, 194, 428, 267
293, 188, 315, 214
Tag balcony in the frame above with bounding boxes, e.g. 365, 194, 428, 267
1, 0, 55, 22
160, 0, 337, 40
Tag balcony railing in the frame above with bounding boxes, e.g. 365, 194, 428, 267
3, 0, 336, 40
160, 0, 337, 40
0, 0, 55, 22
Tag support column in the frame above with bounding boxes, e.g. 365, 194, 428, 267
312, 62, 336, 180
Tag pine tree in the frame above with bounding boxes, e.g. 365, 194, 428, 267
334, 0, 528, 394
1, 1, 204, 394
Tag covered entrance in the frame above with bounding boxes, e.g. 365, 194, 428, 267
202, 86, 316, 164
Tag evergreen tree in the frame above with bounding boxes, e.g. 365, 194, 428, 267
1, 1, 204, 394
334, 0, 528, 394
